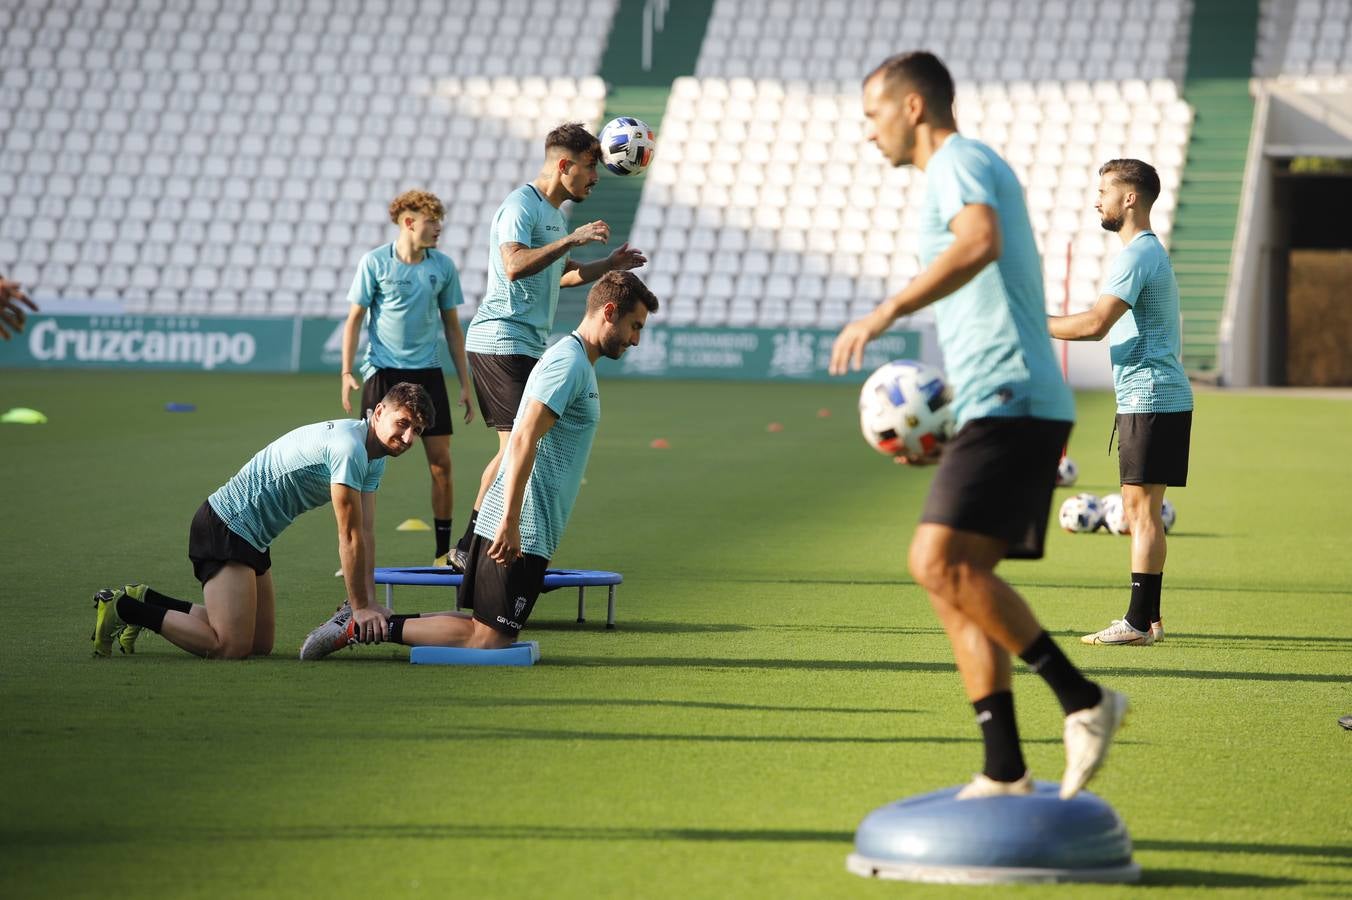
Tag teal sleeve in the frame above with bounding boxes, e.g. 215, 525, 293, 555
930, 148, 997, 227
327, 432, 369, 491
361, 458, 385, 492
526, 351, 586, 418
496, 197, 537, 248
438, 262, 464, 310
1100, 246, 1150, 308
346, 253, 379, 309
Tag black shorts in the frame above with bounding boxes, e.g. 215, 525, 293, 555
920, 417, 1073, 560
1116, 411, 1192, 487
457, 532, 549, 637
362, 367, 452, 437
468, 351, 538, 431
187, 500, 272, 586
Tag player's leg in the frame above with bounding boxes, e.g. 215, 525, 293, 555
250, 570, 276, 656
91, 583, 202, 656
1121, 481, 1166, 630
424, 433, 455, 560
133, 562, 258, 658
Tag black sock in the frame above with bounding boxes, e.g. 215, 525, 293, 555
974, 691, 1026, 782
1019, 631, 1103, 715
117, 595, 168, 633
387, 613, 421, 644
139, 586, 192, 614
434, 518, 453, 558
456, 509, 479, 552
1125, 572, 1159, 632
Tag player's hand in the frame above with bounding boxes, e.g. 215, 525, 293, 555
340, 372, 361, 413
487, 520, 522, 565
570, 220, 610, 247
0, 278, 37, 340
459, 384, 474, 424
828, 311, 889, 375
893, 444, 943, 466
351, 605, 390, 644
606, 242, 647, 272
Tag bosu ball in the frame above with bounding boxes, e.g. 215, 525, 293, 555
847, 780, 1140, 884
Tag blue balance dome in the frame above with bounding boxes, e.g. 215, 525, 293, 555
847, 780, 1140, 884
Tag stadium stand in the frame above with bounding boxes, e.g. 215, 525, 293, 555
0, 0, 616, 315
632, 0, 1195, 330
1255, 0, 1352, 77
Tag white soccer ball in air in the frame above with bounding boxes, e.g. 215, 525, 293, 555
1059, 493, 1103, 533
1056, 456, 1078, 487
598, 116, 655, 175
858, 359, 955, 459
1101, 492, 1128, 534
1161, 498, 1177, 533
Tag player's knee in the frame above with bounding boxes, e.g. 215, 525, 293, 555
251, 637, 275, 656
908, 540, 951, 594
209, 640, 253, 660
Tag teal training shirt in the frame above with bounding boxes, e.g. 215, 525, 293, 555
207, 420, 386, 552
920, 133, 1075, 427
348, 242, 464, 379
1102, 231, 1194, 413
465, 184, 568, 358
475, 333, 599, 559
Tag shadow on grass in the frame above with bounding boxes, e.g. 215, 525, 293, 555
413, 696, 912, 715
707, 575, 1351, 598
1135, 838, 1352, 863
1139, 869, 1314, 888
547, 655, 1349, 683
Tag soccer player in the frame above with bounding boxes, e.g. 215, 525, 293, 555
340, 190, 474, 566
1047, 159, 1193, 646
299, 271, 657, 658
0, 273, 36, 340
830, 52, 1127, 800
89, 383, 435, 660
447, 123, 647, 571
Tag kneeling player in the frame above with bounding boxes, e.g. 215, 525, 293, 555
300, 271, 658, 657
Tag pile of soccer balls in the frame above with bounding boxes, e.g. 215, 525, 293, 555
1059, 487, 1177, 535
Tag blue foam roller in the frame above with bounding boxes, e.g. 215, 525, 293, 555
164, 402, 197, 412
847, 781, 1139, 884
409, 641, 540, 666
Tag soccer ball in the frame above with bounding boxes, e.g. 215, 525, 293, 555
1059, 493, 1103, 533
1100, 492, 1128, 534
1056, 456, 1078, 487
1161, 498, 1177, 533
858, 360, 955, 458
598, 117, 655, 175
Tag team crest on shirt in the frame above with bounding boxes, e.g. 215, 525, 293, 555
430, 275, 438, 288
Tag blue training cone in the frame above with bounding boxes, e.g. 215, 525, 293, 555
847, 781, 1140, 884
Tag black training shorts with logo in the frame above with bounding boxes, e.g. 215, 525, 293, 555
468, 351, 538, 431
457, 532, 549, 637
1115, 411, 1191, 487
920, 416, 1073, 560
187, 500, 272, 586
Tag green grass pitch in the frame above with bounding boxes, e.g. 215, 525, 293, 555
1, 370, 1349, 898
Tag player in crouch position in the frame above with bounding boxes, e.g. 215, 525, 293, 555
830, 52, 1126, 800
1047, 159, 1193, 646
299, 271, 657, 658
89, 383, 435, 660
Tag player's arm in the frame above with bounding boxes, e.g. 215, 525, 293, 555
501, 219, 610, 282
486, 398, 559, 564
1047, 294, 1131, 341
440, 308, 475, 423
560, 242, 649, 287
340, 304, 365, 412
830, 204, 1002, 374
332, 483, 389, 642
0, 275, 37, 340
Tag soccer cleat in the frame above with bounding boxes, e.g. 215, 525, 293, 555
955, 772, 1033, 800
90, 587, 128, 657
1340, 715, 1352, 731
298, 605, 356, 661
1061, 688, 1128, 799
434, 547, 468, 573
114, 584, 151, 654
1150, 619, 1164, 643
1081, 619, 1154, 646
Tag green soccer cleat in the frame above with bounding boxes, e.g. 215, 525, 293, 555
115, 584, 151, 654
90, 587, 128, 658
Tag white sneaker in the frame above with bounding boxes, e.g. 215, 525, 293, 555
1081, 619, 1154, 646
1150, 619, 1164, 643
955, 771, 1033, 800
1061, 688, 1128, 799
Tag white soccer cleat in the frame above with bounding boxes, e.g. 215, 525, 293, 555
955, 772, 1034, 800
298, 606, 355, 661
1150, 619, 1164, 642
1061, 689, 1128, 800
1081, 619, 1154, 646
